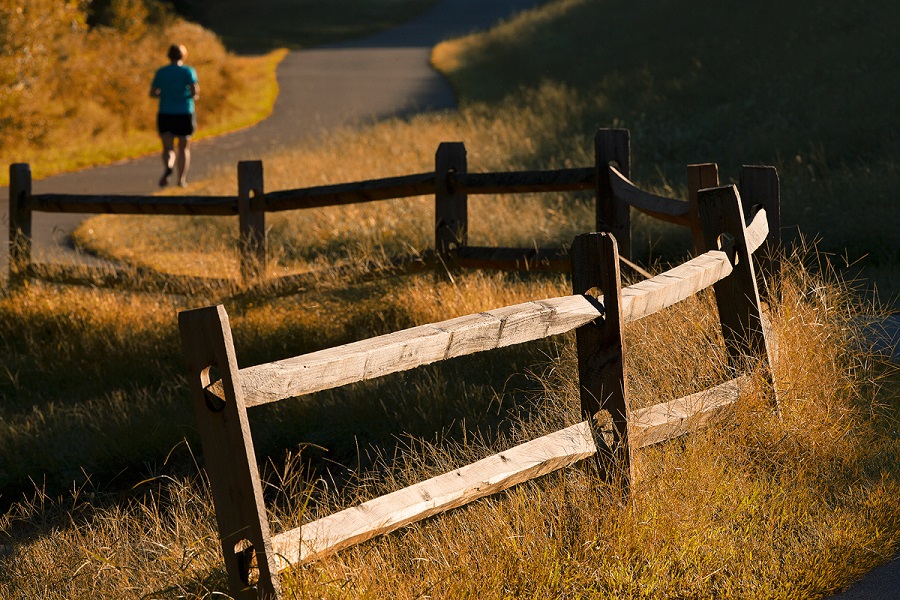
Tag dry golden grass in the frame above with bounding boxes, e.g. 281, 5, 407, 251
5, 1, 900, 596
74, 84, 688, 281
3, 246, 897, 599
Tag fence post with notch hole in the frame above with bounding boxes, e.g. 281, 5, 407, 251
179, 305, 281, 600
698, 185, 777, 407
435, 142, 467, 258
239, 160, 266, 284
595, 129, 631, 260
571, 231, 633, 489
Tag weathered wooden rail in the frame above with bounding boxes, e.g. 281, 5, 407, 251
6, 129, 780, 288
179, 181, 777, 598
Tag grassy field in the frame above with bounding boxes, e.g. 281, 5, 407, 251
429, 0, 900, 303
4, 0, 900, 597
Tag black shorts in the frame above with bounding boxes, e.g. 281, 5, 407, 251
157, 113, 196, 137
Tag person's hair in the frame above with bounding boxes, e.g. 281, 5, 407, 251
167, 44, 187, 62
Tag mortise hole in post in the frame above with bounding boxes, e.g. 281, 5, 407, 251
201, 366, 226, 412
234, 539, 260, 586
717, 232, 737, 263
580, 287, 607, 325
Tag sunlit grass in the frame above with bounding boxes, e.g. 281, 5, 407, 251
75, 84, 688, 279
2, 247, 897, 598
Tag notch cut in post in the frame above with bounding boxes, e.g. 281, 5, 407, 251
570, 231, 632, 489
239, 161, 266, 284
698, 185, 777, 407
595, 129, 632, 261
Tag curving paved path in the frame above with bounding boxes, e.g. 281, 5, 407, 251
1, 1, 898, 596
0, 0, 542, 270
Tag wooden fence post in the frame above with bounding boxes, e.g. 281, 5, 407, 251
595, 129, 631, 261
686, 163, 719, 255
698, 185, 775, 394
739, 165, 781, 297
239, 161, 266, 284
179, 305, 281, 600
8, 163, 32, 282
571, 231, 632, 488
435, 142, 467, 257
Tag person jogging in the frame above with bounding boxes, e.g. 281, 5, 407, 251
150, 44, 199, 187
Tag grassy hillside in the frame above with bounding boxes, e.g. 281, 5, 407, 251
432, 0, 900, 301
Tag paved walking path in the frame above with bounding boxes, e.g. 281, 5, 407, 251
1, 1, 898, 596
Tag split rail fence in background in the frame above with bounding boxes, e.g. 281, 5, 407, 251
180, 179, 779, 598
7, 129, 780, 289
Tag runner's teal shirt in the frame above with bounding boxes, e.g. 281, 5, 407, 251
152, 64, 198, 114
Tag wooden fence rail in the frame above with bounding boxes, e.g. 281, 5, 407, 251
6, 129, 780, 289
179, 181, 777, 599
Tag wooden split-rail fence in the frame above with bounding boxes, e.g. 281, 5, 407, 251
6, 129, 780, 289
179, 169, 781, 598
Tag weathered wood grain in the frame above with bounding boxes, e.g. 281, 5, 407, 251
699, 185, 773, 381
630, 376, 748, 448
435, 142, 468, 254
179, 306, 281, 599
571, 232, 631, 485
596, 129, 632, 260
743, 208, 769, 256
268, 374, 749, 570
686, 163, 720, 254
233, 295, 602, 407
608, 166, 692, 226
238, 161, 266, 284
206, 249, 736, 406
270, 419, 600, 569
620, 250, 733, 322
